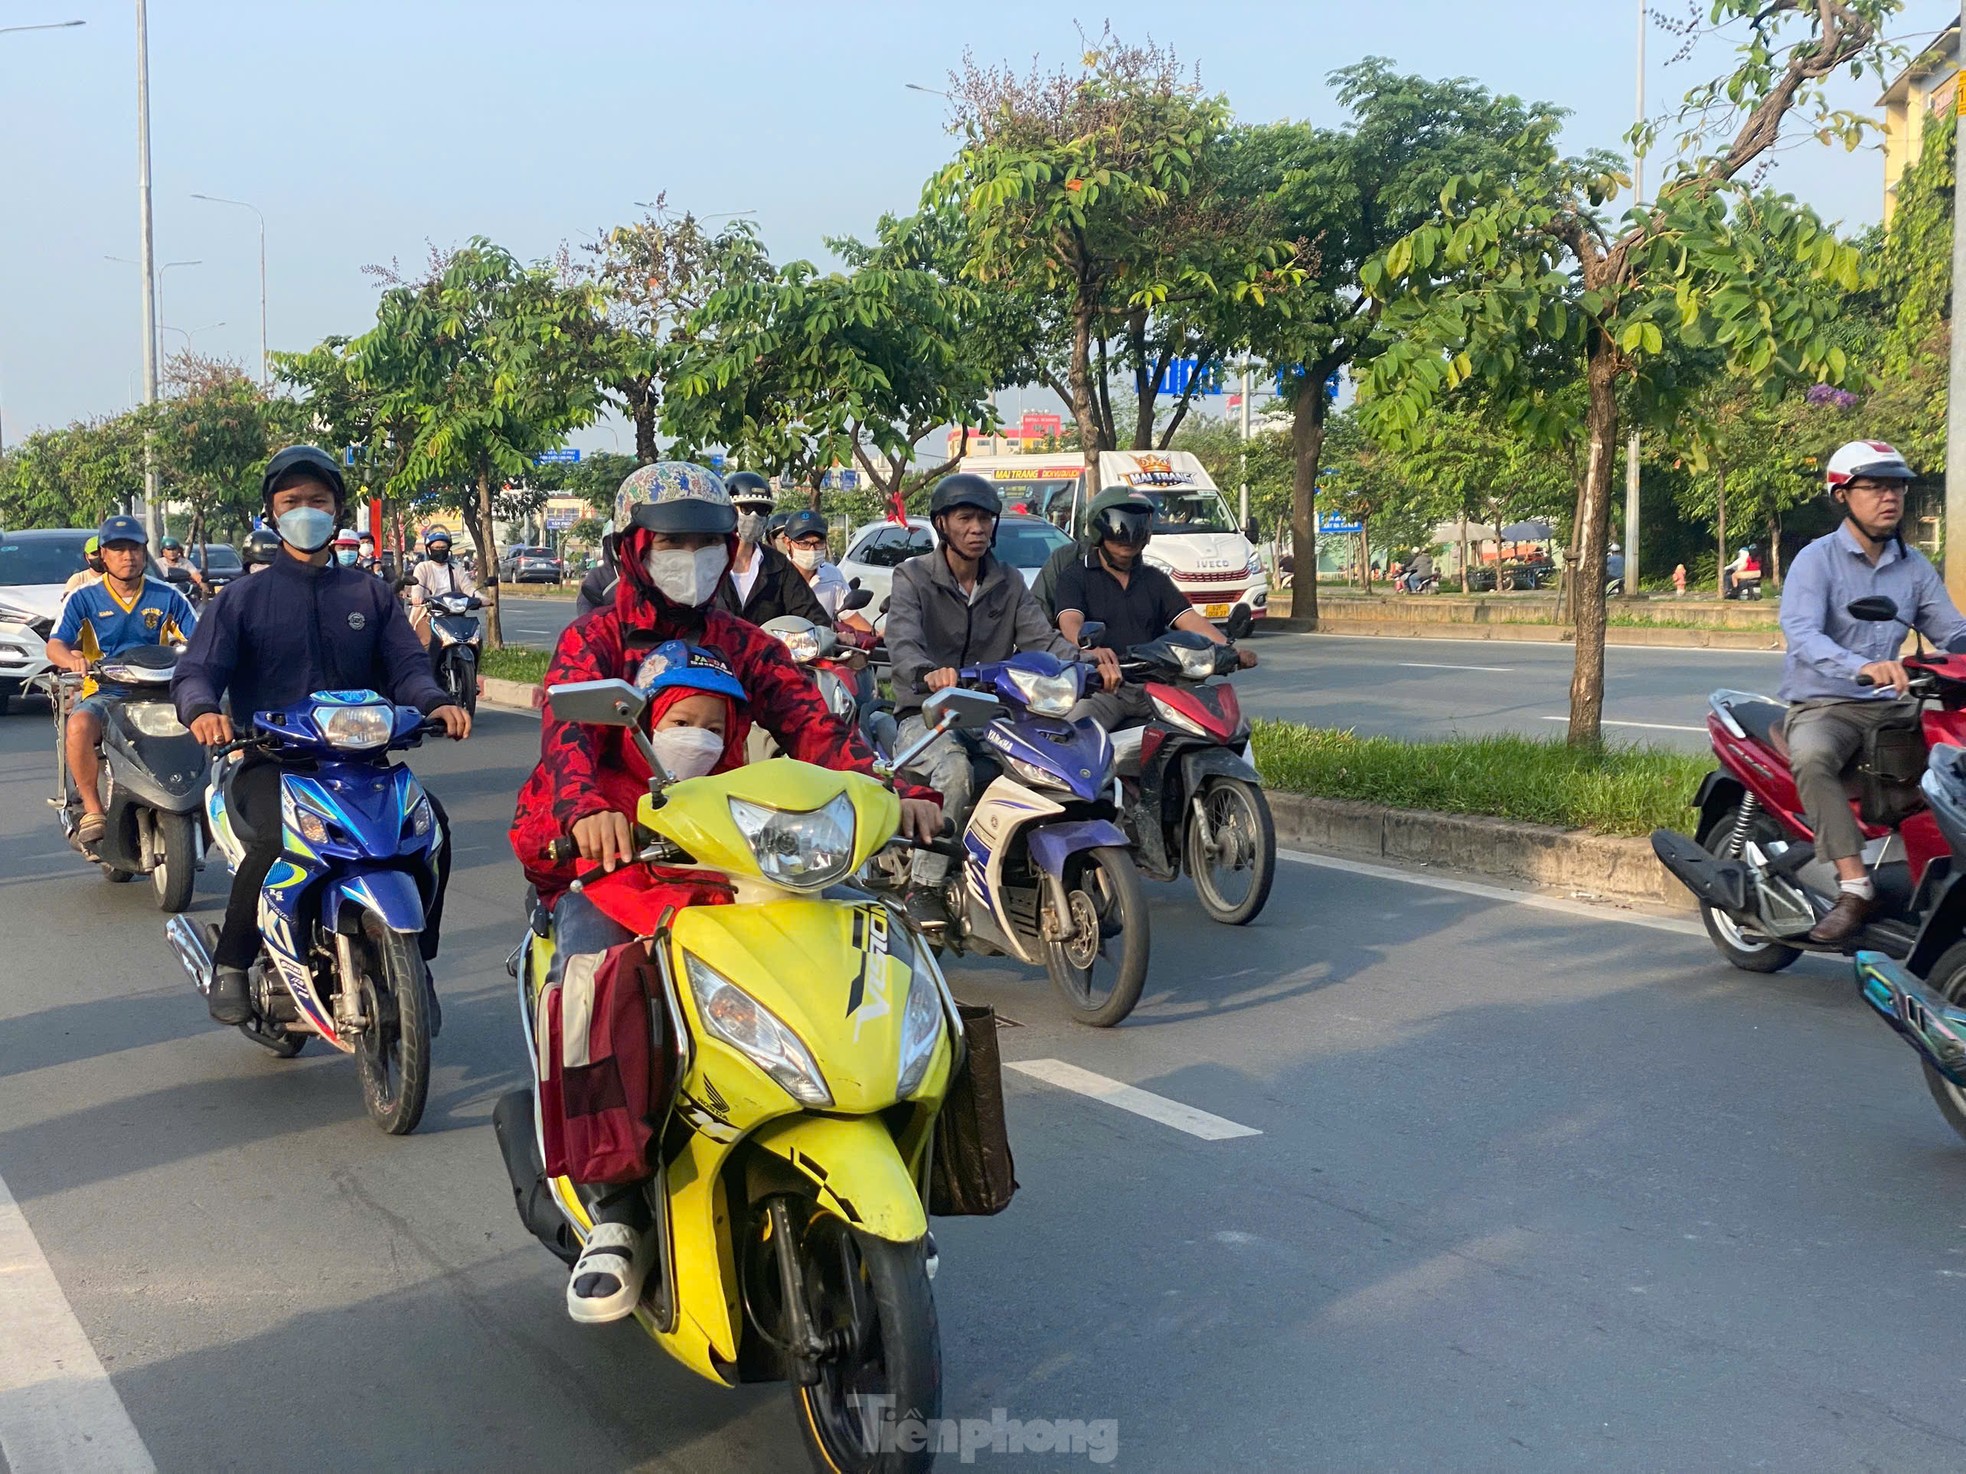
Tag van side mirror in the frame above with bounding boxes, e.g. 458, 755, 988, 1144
1227, 603, 1254, 640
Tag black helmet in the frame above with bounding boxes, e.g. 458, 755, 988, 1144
783, 508, 829, 543
928, 473, 1001, 520
261, 445, 347, 510
613, 461, 738, 538
1091, 494, 1155, 549
243, 526, 282, 566
725, 470, 773, 507
766, 511, 792, 539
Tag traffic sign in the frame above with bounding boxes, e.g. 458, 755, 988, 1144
535, 448, 581, 464
544, 511, 578, 531
1318, 511, 1363, 535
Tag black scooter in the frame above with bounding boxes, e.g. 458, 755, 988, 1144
427, 592, 483, 717
36, 644, 205, 911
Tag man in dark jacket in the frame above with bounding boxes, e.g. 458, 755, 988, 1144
173, 445, 471, 1025
886, 474, 1111, 921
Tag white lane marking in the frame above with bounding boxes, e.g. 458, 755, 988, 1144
0, 1171, 156, 1473
1398, 661, 1514, 673
1279, 848, 1705, 937
1538, 716, 1707, 734
1007, 1059, 1262, 1140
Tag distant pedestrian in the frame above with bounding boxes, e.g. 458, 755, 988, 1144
1673, 563, 1687, 598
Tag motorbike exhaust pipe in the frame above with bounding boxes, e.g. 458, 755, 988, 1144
165, 912, 214, 995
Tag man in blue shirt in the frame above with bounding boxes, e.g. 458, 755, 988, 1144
46, 514, 198, 850
1777, 440, 1966, 941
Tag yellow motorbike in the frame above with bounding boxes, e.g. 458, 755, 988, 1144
495, 679, 997, 1473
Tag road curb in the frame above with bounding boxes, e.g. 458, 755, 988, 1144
1265, 790, 1696, 913
1308, 618, 1784, 651
482, 677, 546, 713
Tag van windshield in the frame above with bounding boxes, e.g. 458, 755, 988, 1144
1132, 483, 1239, 535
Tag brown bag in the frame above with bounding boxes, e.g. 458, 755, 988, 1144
929, 1004, 1018, 1216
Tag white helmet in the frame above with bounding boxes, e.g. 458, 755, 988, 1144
1825, 440, 1913, 491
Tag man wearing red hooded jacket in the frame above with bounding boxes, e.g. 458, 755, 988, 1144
509, 462, 942, 1324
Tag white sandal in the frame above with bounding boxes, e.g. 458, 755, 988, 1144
566, 1221, 650, 1324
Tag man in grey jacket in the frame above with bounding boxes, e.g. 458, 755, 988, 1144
886, 474, 1114, 924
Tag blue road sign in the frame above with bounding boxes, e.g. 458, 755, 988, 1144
1318, 511, 1363, 535
534, 448, 581, 464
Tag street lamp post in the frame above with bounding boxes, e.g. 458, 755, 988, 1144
1623, 0, 1646, 598
0, 18, 85, 451
191, 193, 267, 384
106, 257, 200, 340
1946, 0, 1966, 606
135, 0, 162, 543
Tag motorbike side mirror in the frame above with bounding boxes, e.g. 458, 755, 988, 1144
1226, 603, 1254, 641
923, 687, 1000, 732
545, 678, 647, 727
848, 576, 861, 590
878, 595, 892, 615
1243, 519, 1259, 544
841, 587, 873, 612
1847, 595, 1901, 623
1076, 620, 1107, 650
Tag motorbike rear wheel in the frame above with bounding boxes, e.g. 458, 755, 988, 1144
794, 1214, 941, 1474
1917, 943, 1966, 1144
1042, 846, 1149, 1026
1188, 777, 1276, 925
152, 811, 197, 913
1694, 807, 1802, 974
354, 911, 432, 1135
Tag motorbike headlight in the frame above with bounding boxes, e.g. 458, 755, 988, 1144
774, 625, 824, 664
1175, 645, 1217, 679
1006, 665, 1079, 717
684, 952, 831, 1106
124, 702, 188, 737
315, 703, 393, 751
896, 966, 946, 1098
728, 793, 856, 891
1005, 752, 1072, 792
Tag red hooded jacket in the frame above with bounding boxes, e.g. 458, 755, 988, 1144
510, 524, 936, 900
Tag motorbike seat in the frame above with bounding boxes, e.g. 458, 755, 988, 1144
1723, 697, 1790, 757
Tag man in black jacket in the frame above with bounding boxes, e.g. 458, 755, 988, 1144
173, 445, 471, 1025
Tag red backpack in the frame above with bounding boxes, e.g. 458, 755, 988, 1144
536, 940, 675, 1185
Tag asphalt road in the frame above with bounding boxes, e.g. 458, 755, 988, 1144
8, 704, 1966, 1471
500, 596, 1780, 752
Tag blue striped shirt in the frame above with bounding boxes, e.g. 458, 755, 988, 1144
1777, 523, 1966, 702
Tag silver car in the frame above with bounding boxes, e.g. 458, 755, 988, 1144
0, 528, 93, 713
837, 514, 1074, 632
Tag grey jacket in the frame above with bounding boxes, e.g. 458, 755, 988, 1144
886, 548, 1078, 713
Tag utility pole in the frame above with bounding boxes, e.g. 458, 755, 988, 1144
1946, 3, 1966, 605
1623, 0, 1645, 598
1238, 363, 1252, 531
135, 0, 163, 544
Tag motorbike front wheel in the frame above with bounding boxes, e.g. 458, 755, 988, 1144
1917, 943, 1966, 1144
354, 911, 432, 1135
1042, 846, 1149, 1026
1188, 778, 1276, 925
440, 652, 479, 719
794, 1214, 941, 1474
152, 811, 197, 913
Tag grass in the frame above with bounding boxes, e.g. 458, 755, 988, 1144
481, 645, 550, 685
1249, 720, 1709, 837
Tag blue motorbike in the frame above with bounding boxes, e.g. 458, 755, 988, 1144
892, 651, 1148, 1026
166, 690, 445, 1134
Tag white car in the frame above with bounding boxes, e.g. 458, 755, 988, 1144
837, 514, 1075, 629
0, 528, 94, 713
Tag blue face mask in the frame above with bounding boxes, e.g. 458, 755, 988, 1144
275, 507, 336, 554
336, 549, 358, 566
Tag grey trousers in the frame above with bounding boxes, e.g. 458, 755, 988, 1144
1782, 698, 1920, 862
897, 714, 977, 885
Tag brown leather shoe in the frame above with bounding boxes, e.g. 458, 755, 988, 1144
1808, 891, 1874, 944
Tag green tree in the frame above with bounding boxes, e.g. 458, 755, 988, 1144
1360, 1, 1885, 743
152, 352, 276, 546
0, 413, 147, 529
347, 239, 605, 647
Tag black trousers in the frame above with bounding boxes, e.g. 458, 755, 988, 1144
213, 759, 453, 969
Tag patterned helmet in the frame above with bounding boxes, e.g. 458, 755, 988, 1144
613, 461, 737, 537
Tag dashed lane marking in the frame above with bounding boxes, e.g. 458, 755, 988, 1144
1007, 1059, 1262, 1140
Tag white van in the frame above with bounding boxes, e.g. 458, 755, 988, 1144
960, 449, 1268, 622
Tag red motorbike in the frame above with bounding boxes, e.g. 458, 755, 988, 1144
1652, 595, 1966, 973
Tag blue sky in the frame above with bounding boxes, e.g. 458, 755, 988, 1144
0, 0, 1955, 446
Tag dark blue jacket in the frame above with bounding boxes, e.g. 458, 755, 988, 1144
173, 553, 450, 724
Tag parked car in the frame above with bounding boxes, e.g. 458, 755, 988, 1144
187, 541, 245, 594
497, 546, 564, 585
1467, 556, 1556, 593
836, 514, 1075, 631
0, 528, 94, 712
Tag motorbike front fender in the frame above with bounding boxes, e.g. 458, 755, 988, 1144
1026, 818, 1129, 878
1177, 744, 1262, 793
322, 866, 426, 935
749, 1113, 928, 1243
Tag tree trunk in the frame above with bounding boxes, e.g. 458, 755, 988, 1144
633, 398, 658, 464
1566, 342, 1620, 747
1769, 509, 1782, 587
1459, 514, 1470, 595
1715, 470, 1728, 599
473, 465, 504, 649
1285, 385, 1327, 630
1067, 306, 1103, 458
1559, 476, 1588, 623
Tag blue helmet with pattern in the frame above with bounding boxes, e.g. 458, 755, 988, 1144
631, 639, 747, 702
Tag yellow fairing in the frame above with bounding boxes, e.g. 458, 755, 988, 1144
636, 757, 900, 885
750, 1113, 930, 1242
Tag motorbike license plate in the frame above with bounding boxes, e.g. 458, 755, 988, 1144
1203, 603, 1231, 619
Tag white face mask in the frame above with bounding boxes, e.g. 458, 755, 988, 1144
735, 511, 766, 546
643, 543, 728, 607
647, 725, 724, 780
790, 545, 823, 572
